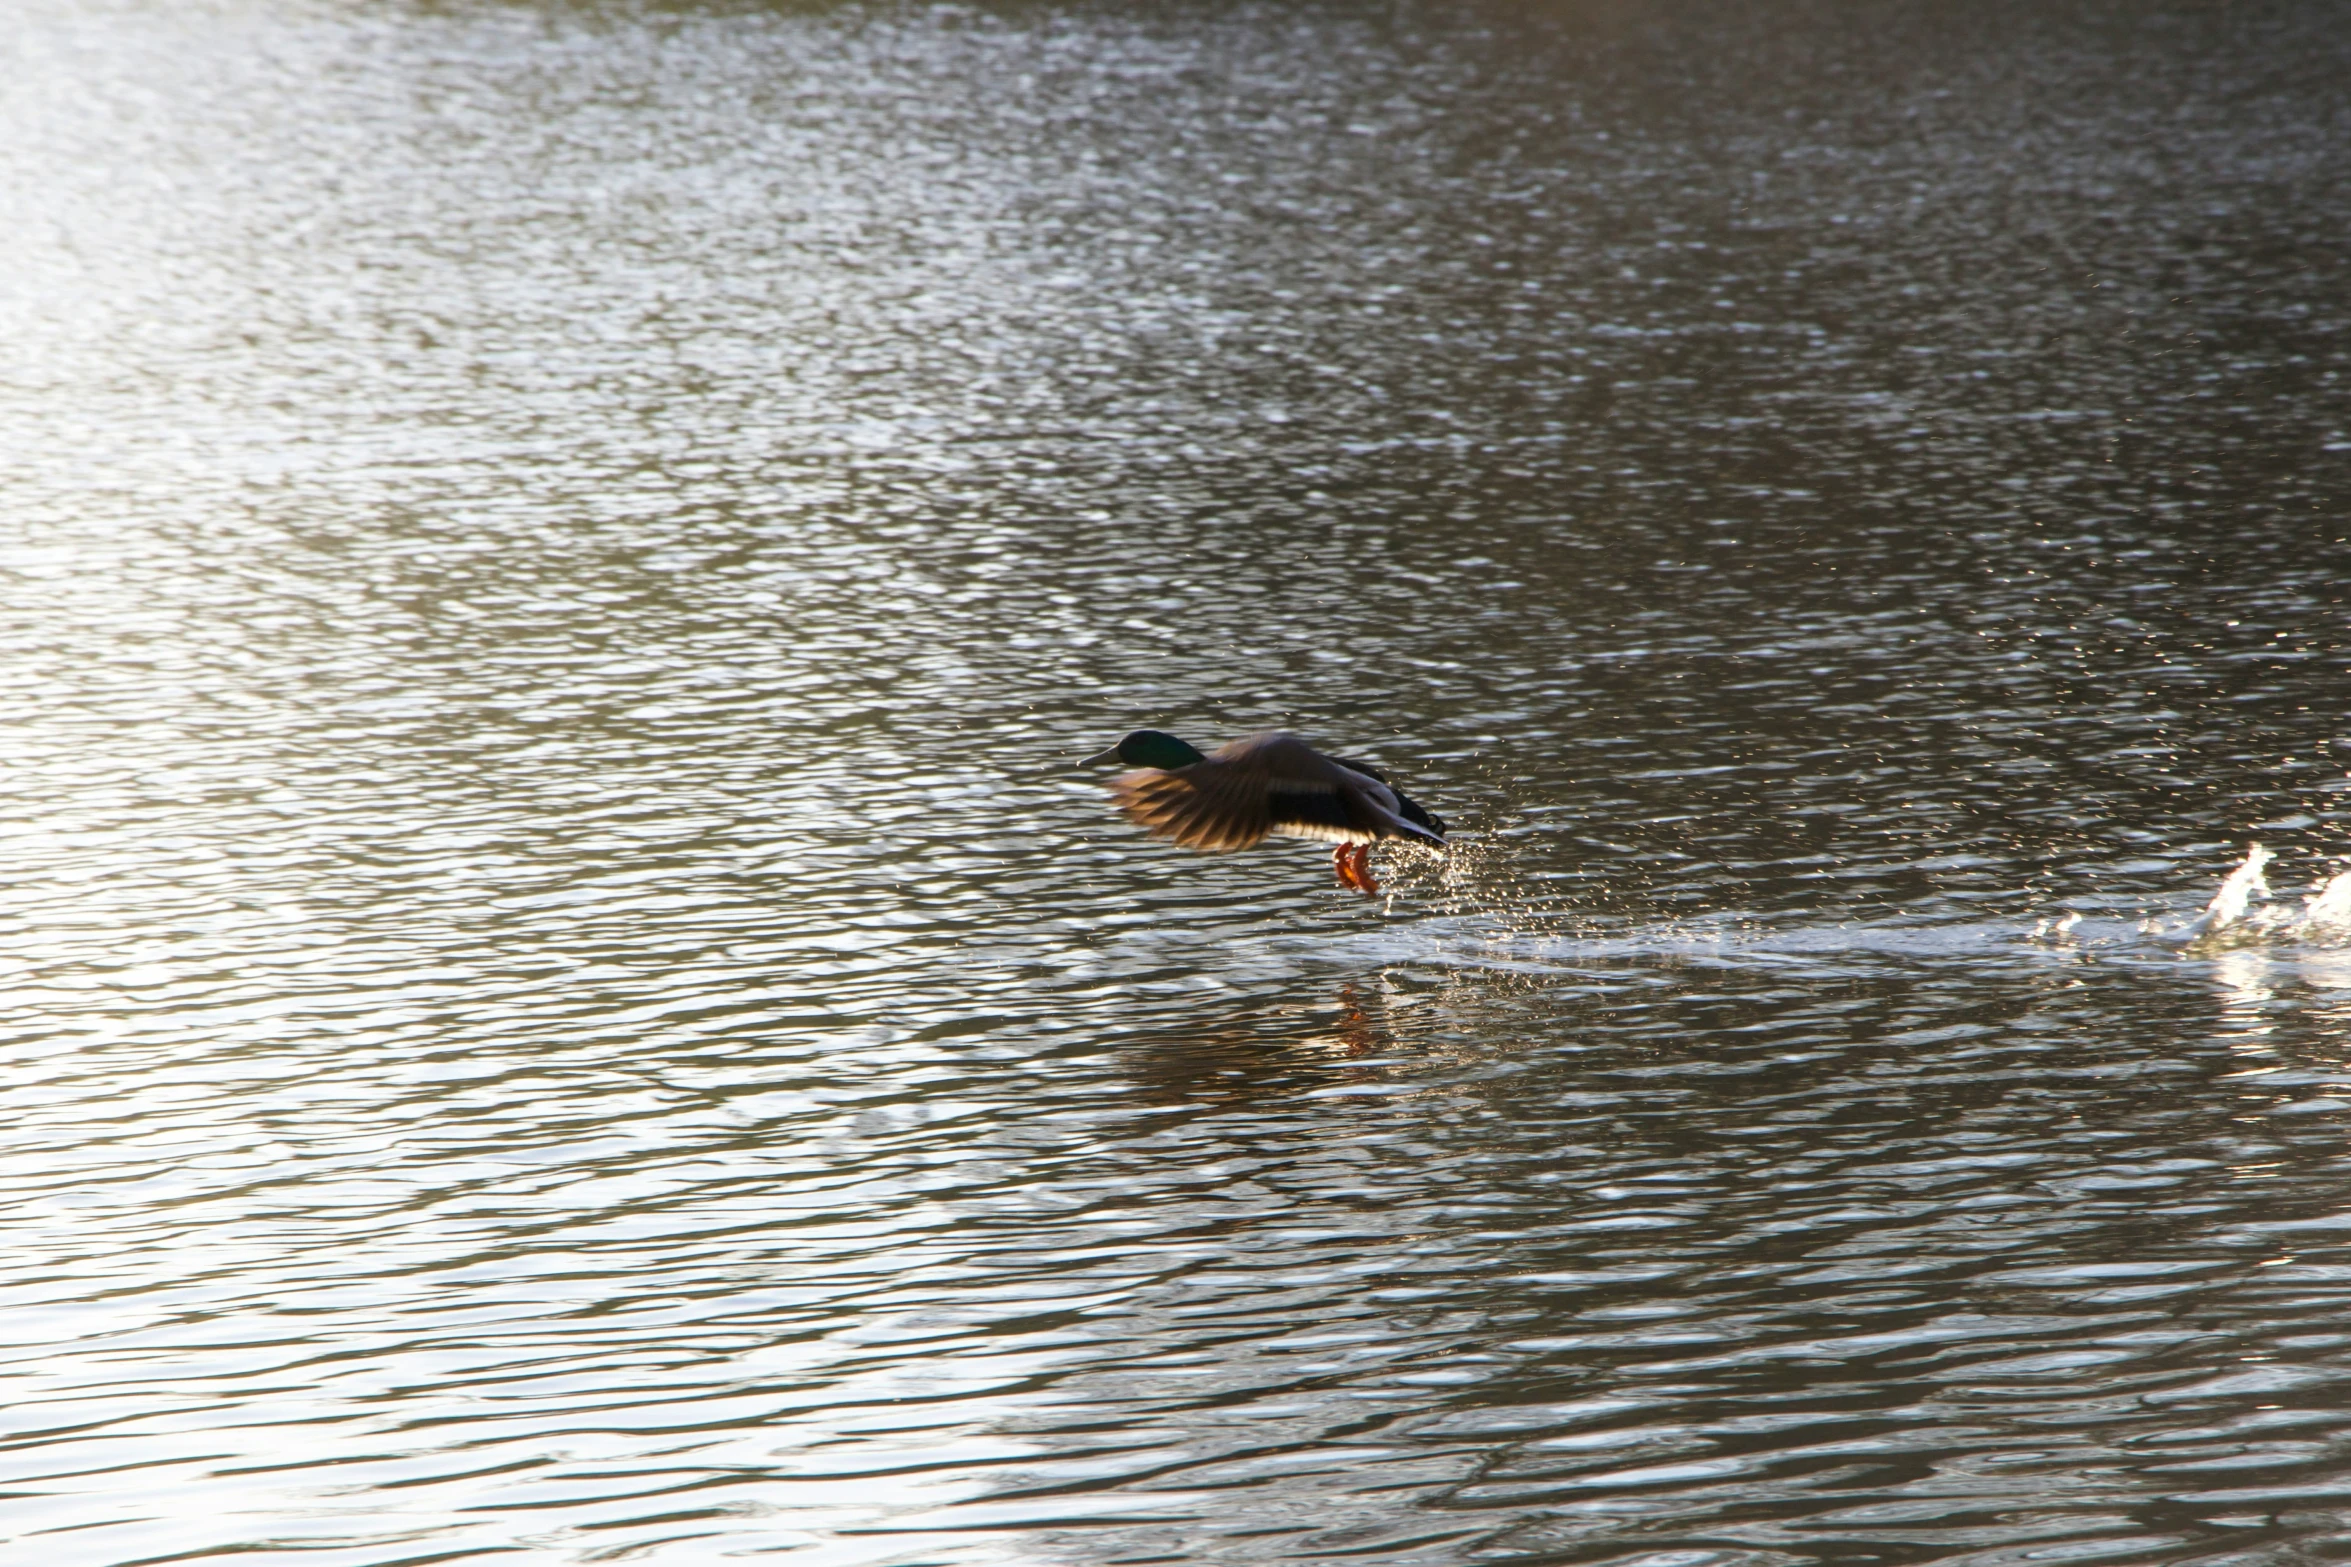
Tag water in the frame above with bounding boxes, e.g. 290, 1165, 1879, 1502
4, 0, 2351, 1561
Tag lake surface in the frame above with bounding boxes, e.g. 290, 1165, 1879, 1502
5, 0, 2351, 1561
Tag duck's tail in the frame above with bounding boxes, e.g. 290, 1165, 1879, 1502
1367, 798, 1447, 849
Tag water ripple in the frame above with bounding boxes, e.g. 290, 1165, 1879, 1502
6, 0, 2351, 1562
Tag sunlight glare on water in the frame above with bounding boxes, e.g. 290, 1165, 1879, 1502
3, 0, 2351, 1563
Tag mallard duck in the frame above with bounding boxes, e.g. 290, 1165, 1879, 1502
1082, 730, 1448, 896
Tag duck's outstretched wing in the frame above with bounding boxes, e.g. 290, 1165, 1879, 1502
1110, 733, 1367, 852
1108, 733, 1448, 854
1107, 765, 1273, 852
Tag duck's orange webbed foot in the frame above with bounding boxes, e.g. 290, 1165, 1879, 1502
1331, 842, 1379, 897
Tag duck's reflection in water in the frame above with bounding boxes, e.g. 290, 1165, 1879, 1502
1109, 982, 1395, 1107
1108, 965, 1565, 1110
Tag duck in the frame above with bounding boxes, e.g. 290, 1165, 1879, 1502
1082, 730, 1447, 896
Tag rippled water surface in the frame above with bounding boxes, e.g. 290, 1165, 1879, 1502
6, 0, 2351, 1561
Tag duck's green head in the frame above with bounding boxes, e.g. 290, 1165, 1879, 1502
1082, 729, 1205, 770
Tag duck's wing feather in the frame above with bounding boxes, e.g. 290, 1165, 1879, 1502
1107, 765, 1272, 852
1110, 734, 1361, 852
1109, 733, 1447, 853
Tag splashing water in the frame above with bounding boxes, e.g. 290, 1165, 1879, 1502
2201, 841, 2275, 933
2163, 842, 2351, 947
2300, 863, 2351, 930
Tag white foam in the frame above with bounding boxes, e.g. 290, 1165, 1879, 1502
2147, 842, 2351, 949
2303, 868, 2351, 930
1314, 839, 2351, 977
2200, 841, 2274, 933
